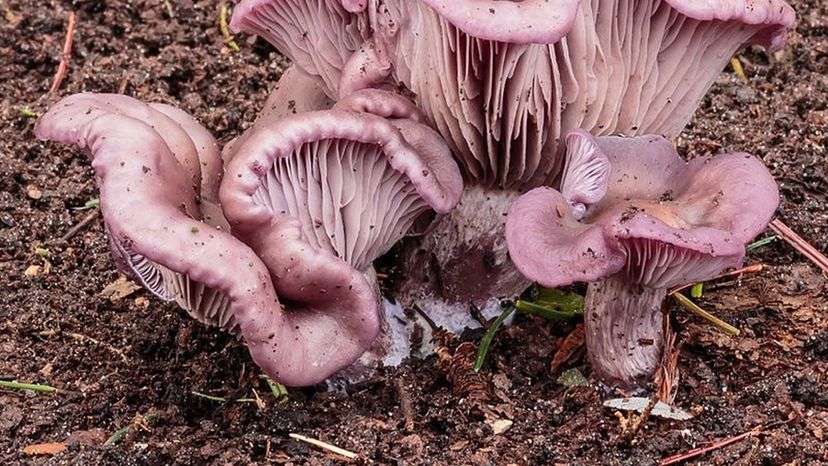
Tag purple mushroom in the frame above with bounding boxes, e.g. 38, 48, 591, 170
221, 69, 463, 376
505, 129, 779, 389
370, 0, 793, 317
229, 0, 793, 333
34, 91, 455, 386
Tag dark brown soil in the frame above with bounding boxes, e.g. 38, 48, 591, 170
1, 0, 826, 464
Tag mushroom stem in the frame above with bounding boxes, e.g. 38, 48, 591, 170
397, 185, 530, 332
584, 274, 666, 391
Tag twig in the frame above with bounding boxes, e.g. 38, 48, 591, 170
162, 0, 175, 18
659, 421, 785, 465
394, 379, 415, 432
411, 305, 438, 333
288, 433, 358, 460
49, 11, 78, 94
769, 218, 828, 273
219, 3, 240, 52
191, 391, 257, 403
620, 392, 660, 443
468, 302, 489, 329
672, 293, 740, 336
0, 381, 57, 393
668, 264, 764, 296
59, 209, 100, 242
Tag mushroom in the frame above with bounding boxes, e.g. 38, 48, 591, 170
229, 0, 371, 98
364, 0, 794, 320
505, 129, 779, 389
220, 71, 462, 378
35, 93, 381, 386
228, 1, 793, 322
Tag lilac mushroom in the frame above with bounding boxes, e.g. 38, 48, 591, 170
35, 93, 382, 386
220, 72, 463, 376
506, 129, 779, 389
360, 0, 794, 317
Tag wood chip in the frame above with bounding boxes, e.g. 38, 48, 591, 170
25, 184, 43, 200
487, 418, 513, 435
99, 276, 141, 301
22, 442, 67, 456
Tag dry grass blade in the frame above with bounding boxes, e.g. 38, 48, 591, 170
769, 219, 828, 273
288, 433, 358, 460
672, 294, 740, 336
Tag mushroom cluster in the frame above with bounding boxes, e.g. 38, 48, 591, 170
36, 0, 792, 387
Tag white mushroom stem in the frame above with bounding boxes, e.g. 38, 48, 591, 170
584, 274, 666, 391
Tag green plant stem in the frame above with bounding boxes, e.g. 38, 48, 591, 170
473, 306, 515, 372
0, 381, 57, 393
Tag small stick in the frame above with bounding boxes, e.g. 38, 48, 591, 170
468, 302, 489, 329
0, 381, 57, 393
621, 392, 660, 443
672, 293, 740, 336
668, 264, 764, 296
288, 433, 358, 460
659, 421, 784, 465
191, 391, 257, 403
49, 11, 78, 94
59, 209, 100, 242
769, 219, 828, 273
394, 379, 415, 432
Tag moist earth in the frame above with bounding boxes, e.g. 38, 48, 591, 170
1, 0, 826, 464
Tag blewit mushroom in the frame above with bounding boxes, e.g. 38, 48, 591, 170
363, 0, 794, 319
229, 0, 371, 98
220, 78, 463, 377
35, 93, 382, 386
505, 129, 779, 389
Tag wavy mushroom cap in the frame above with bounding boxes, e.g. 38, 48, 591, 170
384, 0, 794, 189
506, 130, 779, 290
221, 96, 463, 272
230, 0, 370, 98
418, 0, 581, 44
35, 93, 381, 386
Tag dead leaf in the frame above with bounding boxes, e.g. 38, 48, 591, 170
99, 276, 140, 301
24, 265, 41, 277
23, 442, 67, 455
550, 324, 585, 372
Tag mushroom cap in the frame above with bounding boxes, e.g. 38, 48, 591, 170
665, 0, 796, 52
35, 93, 381, 386
229, 0, 370, 98
506, 130, 779, 290
419, 0, 582, 44
389, 0, 795, 189
221, 101, 463, 271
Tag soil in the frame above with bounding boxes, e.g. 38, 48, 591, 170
1, 0, 826, 464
